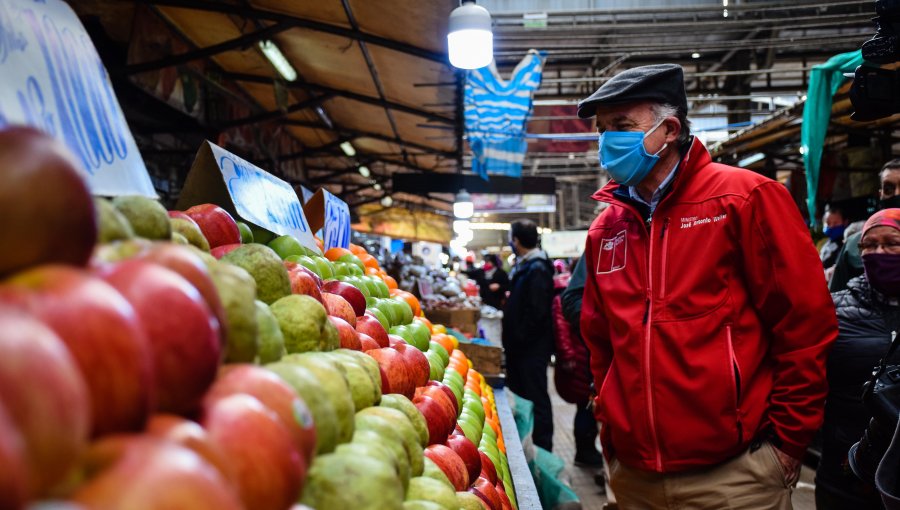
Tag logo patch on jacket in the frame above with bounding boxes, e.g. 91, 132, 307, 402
597, 230, 627, 274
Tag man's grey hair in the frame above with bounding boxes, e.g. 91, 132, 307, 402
650, 103, 692, 147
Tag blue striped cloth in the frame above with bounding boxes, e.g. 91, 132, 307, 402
464, 50, 545, 179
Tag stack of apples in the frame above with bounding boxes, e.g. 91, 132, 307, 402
0, 127, 519, 510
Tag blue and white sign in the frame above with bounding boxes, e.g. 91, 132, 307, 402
207, 142, 316, 249
321, 189, 351, 251
0, 0, 154, 196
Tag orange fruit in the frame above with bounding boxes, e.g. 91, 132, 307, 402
448, 360, 467, 379
324, 247, 353, 261
465, 380, 482, 397
360, 253, 380, 270
383, 275, 398, 290
365, 266, 380, 276
432, 334, 454, 354
349, 243, 367, 256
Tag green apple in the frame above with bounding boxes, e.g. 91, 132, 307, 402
390, 298, 414, 326
236, 221, 254, 243
373, 298, 399, 326
406, 322, 431, 351
458, 418, 481, 446
427, 341, 450, 365
332, 261, 352, 277
338, 253, 366, 273
311, 256, 335, 280
268, 235, 306, 259
482, 421, 497, 441
389, 325, 415, 346
369, 277, 390, 299
366, 307, 391, 331
425, 351, 445, 381
249, 224, 275, 244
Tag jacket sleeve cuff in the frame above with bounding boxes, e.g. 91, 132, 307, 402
770, 431, 808, 460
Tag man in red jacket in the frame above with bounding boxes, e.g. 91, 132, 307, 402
576, 64, 838, 509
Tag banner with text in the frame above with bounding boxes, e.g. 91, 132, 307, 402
303, 188, 351, 251
176, 141, 317, 250
0, 0, 155, 196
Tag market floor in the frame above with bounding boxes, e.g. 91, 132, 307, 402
547, 366, 818, 510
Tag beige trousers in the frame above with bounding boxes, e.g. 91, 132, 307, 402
608, 442, 794, 510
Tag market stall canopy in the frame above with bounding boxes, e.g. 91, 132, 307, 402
72, 0, 462, 212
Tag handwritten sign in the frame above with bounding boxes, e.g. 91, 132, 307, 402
176, 141, 317, 250
0, 0, 154, 197
303, 188, 351, 251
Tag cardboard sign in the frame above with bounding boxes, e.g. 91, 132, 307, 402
303, 188, 351, 251
543, 230, 589, 259
0, 0, 155, 197
176, 141, 317, 250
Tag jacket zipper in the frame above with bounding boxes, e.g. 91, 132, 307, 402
658, 218, 670, 299
645, 218, 663, 472
725, 325, 744, 445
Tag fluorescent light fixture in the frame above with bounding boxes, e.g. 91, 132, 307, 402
358, 165, 370, 178
448, 1, 493, 69
692, 52, 701, 59
453, 188, 474, 219
723, 8, 728, 17
381, 196, 394, 207
258, 40, 297, 82
723, 0, 728, 5
453, 220, 471, 234
340, 142, 356, 157
373, 182, 382, 191
737, 152, 766, 167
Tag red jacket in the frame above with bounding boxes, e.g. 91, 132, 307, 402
580, 138, 837, 473
552, 274, 592, 404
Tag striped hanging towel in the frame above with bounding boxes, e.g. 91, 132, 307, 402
464, 50, 545, 179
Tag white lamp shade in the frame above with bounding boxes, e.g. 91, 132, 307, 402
453, 200, 474, 219
448, 2, 493, 70
453, 220, 471, 234
448, 30, 493, 69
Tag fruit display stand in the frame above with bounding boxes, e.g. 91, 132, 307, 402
492, 387, 543, 510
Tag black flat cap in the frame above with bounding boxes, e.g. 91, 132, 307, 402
577, 64, 688, 119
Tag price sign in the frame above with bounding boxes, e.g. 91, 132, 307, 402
177, 141, 317, 250
303, 188, 352, 251
0, 0, 155, 197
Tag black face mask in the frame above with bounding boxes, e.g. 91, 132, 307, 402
880, 195, 900, 210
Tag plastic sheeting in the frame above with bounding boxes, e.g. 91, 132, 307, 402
801, 50, 864, 224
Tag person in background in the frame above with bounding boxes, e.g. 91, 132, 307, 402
831, 158, 900, 292
816, 208, 900, 509
577, 63, 837, 509
559, 254, 605, 468
503, 219, 555, 451
821, 204, 850, 269
480, 253, 509, 310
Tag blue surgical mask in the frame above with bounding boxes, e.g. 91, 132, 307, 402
598, 118, 668, 187
823, 225, 846, 242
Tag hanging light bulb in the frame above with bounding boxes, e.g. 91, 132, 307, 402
447, 1, 493, 69
453, 189, 474, 219
381, 195, 394, 207
358, 165, 370, 178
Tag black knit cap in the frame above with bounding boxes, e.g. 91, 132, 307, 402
577, 64, 688, 119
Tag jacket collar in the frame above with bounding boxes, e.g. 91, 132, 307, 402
592, 136, 711, 205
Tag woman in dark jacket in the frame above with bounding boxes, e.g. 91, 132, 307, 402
817, 209, 900, 509
479, 254, 509, 310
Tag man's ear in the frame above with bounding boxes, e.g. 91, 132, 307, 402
664, 117, 682, 144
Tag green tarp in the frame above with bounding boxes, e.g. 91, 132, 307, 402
801, 49, 864, 224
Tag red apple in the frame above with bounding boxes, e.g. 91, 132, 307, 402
103, 260, 221, 416
0, 127, 96, 278
202, 365, 317, 464
72, 436, 242, 510
137, 243, 227, 346
167, 210, 193, 222
322, 293, 356, 327
0, 266, 153, 436
390, 339, 429, 388
329, 316, 362, 351
285, 264, 323, 303
470, 476, 502, 510
0, 310, 90, 497
211, 243, 242, 259
285, 262, 323, 288
202, 394, 305, 510
365, 347, 414, 398
495, 480, 513, 510
145, 414, 230, 479
185, 204, 241, 249
413, 394, 454, 446
0, 402, 28, 509
417, 381, 459, 423
358, 333, 380, 351
356, 314, 389, 347
424, 444, 469, 491
321, 280, 366, 317
479, 451, 498, 485
446, 434, 482, 484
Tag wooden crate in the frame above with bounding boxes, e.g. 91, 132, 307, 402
458, 342, 503, 377
424, 308, 481, 335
